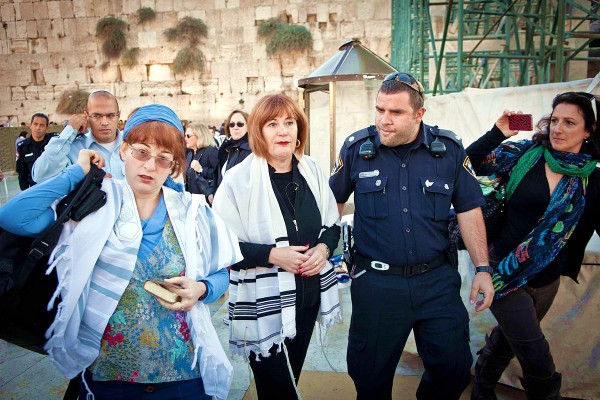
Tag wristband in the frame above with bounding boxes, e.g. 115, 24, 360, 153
475, 265, 494, 275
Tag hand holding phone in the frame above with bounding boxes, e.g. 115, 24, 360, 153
143, 280, 182, 304
508, 113, 533, 131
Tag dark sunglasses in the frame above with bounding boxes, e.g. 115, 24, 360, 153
229, 121, 245, 128
383, 72, 425, 97
185, 133, 194, 138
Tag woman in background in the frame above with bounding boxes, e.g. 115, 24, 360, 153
213, 94, 341, 399
206, 110, 251, 204
184, 122, 218, 195
467, 92, 600, 400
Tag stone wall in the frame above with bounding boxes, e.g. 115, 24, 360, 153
0, 0, 392, 126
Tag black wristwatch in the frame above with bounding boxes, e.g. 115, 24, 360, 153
475, 265, 494, 275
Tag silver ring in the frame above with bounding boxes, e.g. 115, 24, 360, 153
180, 306, 184, 311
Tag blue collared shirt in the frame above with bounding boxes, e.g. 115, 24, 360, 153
32, 125, 125, 183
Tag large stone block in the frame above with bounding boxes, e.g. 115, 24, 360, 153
181, 79, 202, 95
11, 87, 26, 101
35, 70, 47, 86
242, 25, 257, 44
156, 0, 174, 12
218, 78, 231, 95
230, 76, 247, 93
29, 38, 48, 54
365, 19, 390, 39
60, 1, 75, 18
148, 64, 174, 81
140, 0, 156, 9
373, 0, 391, 19
10, 39, 29, 54
211, 61, 231, 79
122, 0, 141, 15
340, 20, 365, 38
107, 0, 123, 16
141, 80, 180, 96
124, 81, 142, 97
46, 37, 62, 53
92, 2, 110, 17
72, 0, 92, 18
356, 2, 375, 20
264, 75, 283, 92
255, 6, 272, 21
1, 4, 16, 22
246, 76, 264, 95
36, 19, 51, 38
138, 31, 157, 48
0, 86, 12, 102
120, 64, 147, 82
25, 86, 40, 100
47, 1, 61, 19
34, 2, 49, 20
63, 18, 77, 37
19, 2, 34, 21
16, 21, 28, 39
26, 21, 38, 38
37, 85, 55, 100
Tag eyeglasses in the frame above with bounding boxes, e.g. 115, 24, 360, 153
88, 113, 120, 121
185, 133, 195, 139
229, 121, 245, 128
383, 72, 425, 97
129, 146, 175, 169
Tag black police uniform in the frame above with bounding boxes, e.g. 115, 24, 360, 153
16, 134, 54, 190
329, 123, 484, 399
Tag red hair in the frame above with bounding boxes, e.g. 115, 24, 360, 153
123, 121, 186, 176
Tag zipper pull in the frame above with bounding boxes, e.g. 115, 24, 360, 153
293, 219, 298, 231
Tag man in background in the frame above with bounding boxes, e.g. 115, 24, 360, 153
16, 113, 53, 190
32, 90, 124, 182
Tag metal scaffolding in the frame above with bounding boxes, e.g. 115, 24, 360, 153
391, 0, 600, 94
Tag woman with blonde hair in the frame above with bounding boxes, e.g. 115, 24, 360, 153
185, 122, 218, 195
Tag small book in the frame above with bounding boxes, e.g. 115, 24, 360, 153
143, 280, 182, 304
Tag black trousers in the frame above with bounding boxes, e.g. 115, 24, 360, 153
248, 280, 320, 400
486, 278, 560, 380
347, 264, 472, 400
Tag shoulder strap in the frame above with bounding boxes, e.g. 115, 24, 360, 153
13, 165, 106, 289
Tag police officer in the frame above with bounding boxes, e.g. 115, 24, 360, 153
329, 72, 494, 399
16, 113, 54, 190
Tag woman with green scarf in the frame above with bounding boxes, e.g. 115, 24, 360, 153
467, 92, 600, 400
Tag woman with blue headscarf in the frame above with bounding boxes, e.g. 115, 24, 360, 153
0, 105, 242, 400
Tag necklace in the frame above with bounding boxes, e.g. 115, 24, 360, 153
271, 177, 299, 231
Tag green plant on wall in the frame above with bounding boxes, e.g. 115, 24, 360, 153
173, 47, 205, 74
56, 89, 90, 115
164, 17, 208, 74
136, 7, 156, 24
258, 18, 313, 55
121, 47, 140, 67
96, 17, 128, 59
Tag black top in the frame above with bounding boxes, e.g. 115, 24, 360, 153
207, 135, 252, 196
329, 123, 484, 265
232, 157, 341, 290
467, 125, 600, 285
185, 146, 218, 195
16, 134, 54, 190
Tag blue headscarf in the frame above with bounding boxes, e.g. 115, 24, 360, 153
123, 104, 184, 140
123, 104, 185, 192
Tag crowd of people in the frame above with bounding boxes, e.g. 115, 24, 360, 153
0, 78, 598, 400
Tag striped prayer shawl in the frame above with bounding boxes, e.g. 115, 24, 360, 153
44, 179, 242, 400
213, 154, 342, 358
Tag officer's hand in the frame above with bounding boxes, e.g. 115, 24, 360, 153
496, 110, 520, 138
298, 245, 329, 276
268, 245, 310, 274
470, 272, 494, 312
76, 149, 105, 175
68, 114, 87, 133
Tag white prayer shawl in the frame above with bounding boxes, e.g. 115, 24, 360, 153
44, 179, 242, 400
212, 154, 342, 358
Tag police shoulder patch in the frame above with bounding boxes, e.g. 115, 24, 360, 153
345, 127, 372, 148
463, 156, 477, 178
331, 154, 344, 176
437, 128, 462, 144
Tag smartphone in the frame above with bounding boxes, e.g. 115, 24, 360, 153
143, 280, 182, 304
508, 114, 533, 131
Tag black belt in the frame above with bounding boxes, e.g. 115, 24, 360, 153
354, 253, 447, 278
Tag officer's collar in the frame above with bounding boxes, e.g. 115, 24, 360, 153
84, 128, 123, 146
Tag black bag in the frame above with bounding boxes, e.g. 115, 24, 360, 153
195, 173, 215, 195
0, 164, 106, 353
449, 178, 506, 251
